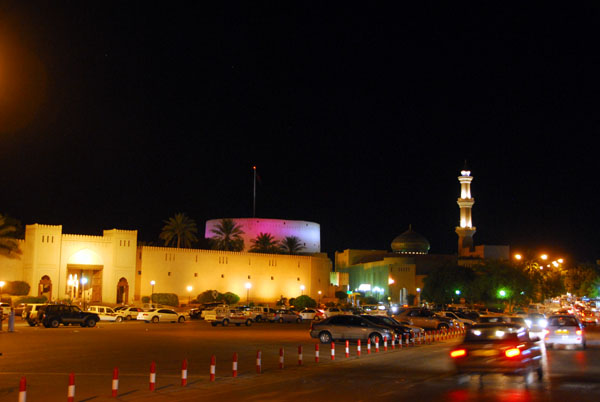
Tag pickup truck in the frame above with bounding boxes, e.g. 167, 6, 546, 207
205, 307, 253, 327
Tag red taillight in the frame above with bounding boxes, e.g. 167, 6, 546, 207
450, 349, 466, 358
505, 348, 521, 358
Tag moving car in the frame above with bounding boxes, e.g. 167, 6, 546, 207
22, 303, 46, 326
436, 311, 476, 327
39, 304, 100, 328
137, 308, 186, 323
310, 314, 395, 344
87, 305, 123, 322
450, 323, 544, 384
273, 309, 302, 323
544, 314, 586, 349
524, 313, 547, 332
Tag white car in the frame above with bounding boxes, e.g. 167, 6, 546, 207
298, 308, 324, 321
116, 306, 145, 321
321, 307, 345, 318
87, 305, 122, 322
137, 308, 186, 323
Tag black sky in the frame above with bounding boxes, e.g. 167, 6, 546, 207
1, 3, 599, 262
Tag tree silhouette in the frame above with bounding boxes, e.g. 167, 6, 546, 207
0, 214, 22, 258
210, 218, 245, 251
159, 213, 198, 248
249, 232, 281, 253
280, 236, 305, 254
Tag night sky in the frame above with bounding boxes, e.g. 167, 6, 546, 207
1, 3, 599, 262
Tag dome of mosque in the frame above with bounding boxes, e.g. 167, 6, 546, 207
391, 225, 430, 254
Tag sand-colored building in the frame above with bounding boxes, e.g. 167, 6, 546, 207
0, 223, 332, 305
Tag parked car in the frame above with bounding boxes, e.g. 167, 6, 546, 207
362, 304, 388, 316
396, 307, 458, 330
310, 314, 395, 344
320, 307, 345, 319
87, 305, 122, 322
360, 314, 423, 341
39, 304, 100, 328
243, 306, 275, 322
0, 302, 10, 319
298, 308, 324, 321
137, 308, 186, 323
273, 309, 302, 323
544, 314, 586, 349
115, 306, 145, 321
23, 303, 46, 326
436, 311, 476, 327
14, 303, 27, 317
450, 323, 544, 383
206, 307, 253, 327
189, 302, 224, 319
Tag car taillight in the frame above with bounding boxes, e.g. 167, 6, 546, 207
450, 349, 466, 358
505, 348, 521, 358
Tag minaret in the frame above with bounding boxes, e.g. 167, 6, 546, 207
455, 164, 476, 255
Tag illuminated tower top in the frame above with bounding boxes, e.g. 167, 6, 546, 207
455, 164, 476, 255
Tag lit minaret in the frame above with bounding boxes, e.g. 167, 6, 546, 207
455, 164, 476, 255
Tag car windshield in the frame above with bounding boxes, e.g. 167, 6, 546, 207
548, 316, 578, 326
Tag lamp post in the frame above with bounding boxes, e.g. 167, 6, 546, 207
187, 286, 193, 305
150, 280, 156, 307
300, 285, 305, 296
317, 290, 322, 305
245, 282, 252, 304
0, 281, 5, 304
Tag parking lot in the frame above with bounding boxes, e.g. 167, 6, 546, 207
2, 318, 600, 401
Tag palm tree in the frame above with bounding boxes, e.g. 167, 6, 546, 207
0, 214, 22, 258
159, 213, 198, 248
280, 236, 305, 255
249, 232, 281, 254
210, 218, 245, 251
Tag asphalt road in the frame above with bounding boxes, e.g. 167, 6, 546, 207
1, 319, 600, 401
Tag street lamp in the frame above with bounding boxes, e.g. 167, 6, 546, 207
317, 290, 322, 304
245, 282, 252, 304
0, 281, 5, 304
187, 286, 193, 305
300, 285, 305, 296
150, 280, 156, 307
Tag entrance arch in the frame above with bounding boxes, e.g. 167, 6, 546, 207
39, 275, 52, 300
116, 278, 129, 304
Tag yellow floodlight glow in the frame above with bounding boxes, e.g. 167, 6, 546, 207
540, 254, 548, 260
558, 258, 564, 263
514, 254, 522, 260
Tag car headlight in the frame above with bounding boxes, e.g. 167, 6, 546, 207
524, 319, 532, 328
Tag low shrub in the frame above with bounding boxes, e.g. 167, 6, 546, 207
151, 293, 179, 307
17, 295, 48, 304
5, 281, 30, 296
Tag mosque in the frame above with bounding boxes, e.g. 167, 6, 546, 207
0, 166, 507, 306
335, 167, 509, 304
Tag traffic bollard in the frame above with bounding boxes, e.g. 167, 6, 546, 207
181, 359, 188, 387
298, 345, 303, 365
279, 348, 284, 369
210, 355, 216, 382
315, 343, 320, 363
149, 361, 156, 391
232, 352, 238, 377
19, 377, 26, 402
67, 372, 75, 402
112, 367, 119, 397
357, 339, 362, 356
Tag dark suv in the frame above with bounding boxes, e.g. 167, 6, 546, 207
39, 305, 100, 328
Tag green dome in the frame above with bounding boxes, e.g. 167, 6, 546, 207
391, 225, 430, 254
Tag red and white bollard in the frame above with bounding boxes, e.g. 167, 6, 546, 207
375, 338, 380, 353
256, 350, 262, 373
67, 372, 75, 402
315, 343, 320, 363
404, 333, 410, 347
383, 336, 388, 351
357, 339, 362, 356
367, 339, 371, 354
232, 352, 238, 377
391, 334, 395, 350
298, 345, 303, 366
181, 359, 188, 387
210, 355, 216, 382
345, 340, 350, 358
149, 361, 156, 391
279, 348, 285, 369
19, 376, 26, 402
112, 367, 119, 397
330, 342, 335, 360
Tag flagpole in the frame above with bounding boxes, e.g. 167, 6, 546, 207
253, 166, 256, 217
